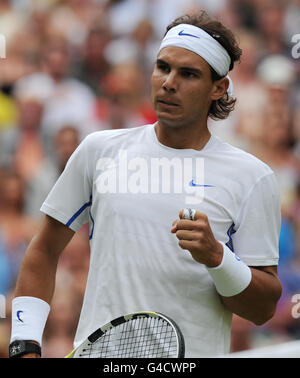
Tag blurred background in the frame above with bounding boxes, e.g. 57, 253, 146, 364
0, 0, 299, 358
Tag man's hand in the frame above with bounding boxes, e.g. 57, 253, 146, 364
171, 210, 223, 267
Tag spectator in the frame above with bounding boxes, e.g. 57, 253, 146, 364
24, 126, 80, 218
0, 243, 12, 294
0, 72, 54, 172
39, 38, 99, 142
95, 62, 156, 129
0, 0, 28, 46
53, 126, 81, 174
255, 0, 289, 56
46, 0, 105, 49
0, 89, 18, 132
256, 54, 297, 107
0, 170, 37, 284
72, 27, 111, 96
250, 103, 300, 215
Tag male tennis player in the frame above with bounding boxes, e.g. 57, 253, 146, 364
9, 11, 282, 358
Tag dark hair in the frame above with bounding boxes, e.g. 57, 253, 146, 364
166, 11, 242, 120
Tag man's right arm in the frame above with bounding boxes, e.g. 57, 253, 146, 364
12, 214, 75, 357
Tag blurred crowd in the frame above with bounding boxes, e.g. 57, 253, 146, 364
0, 0, 299, 358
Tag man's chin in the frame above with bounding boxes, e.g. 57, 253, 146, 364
156, 113, 185, 129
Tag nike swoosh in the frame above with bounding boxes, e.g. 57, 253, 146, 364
178, 30, 200, 39
17, 310, 24, 322
189, 180, 215, 188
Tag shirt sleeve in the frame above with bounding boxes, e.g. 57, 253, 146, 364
40, 136, 92, 232
231, 172, 281, 266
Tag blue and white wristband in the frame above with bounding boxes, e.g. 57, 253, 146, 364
11, 296, 50, 346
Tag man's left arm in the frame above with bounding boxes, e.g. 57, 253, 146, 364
173, 170, 282, 325
172, 211, 282, 326
220, 265, 282, 325
218, 171, 282, 324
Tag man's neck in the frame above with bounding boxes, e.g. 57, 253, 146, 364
154, 121, 211, 151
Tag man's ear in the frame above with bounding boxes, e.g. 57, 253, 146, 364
210, 77, 229, 101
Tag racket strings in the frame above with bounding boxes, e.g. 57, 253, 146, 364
79, 316, 178, 358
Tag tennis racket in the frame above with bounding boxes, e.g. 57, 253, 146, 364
66, 311, 185, 358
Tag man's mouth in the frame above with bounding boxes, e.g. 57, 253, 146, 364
157, 98, 179, 107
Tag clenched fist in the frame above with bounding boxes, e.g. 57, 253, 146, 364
171, 209, 223, 268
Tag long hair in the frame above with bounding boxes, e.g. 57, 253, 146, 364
166, 11, 242, 120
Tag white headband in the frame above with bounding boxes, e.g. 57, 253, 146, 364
158, 23, 234, 95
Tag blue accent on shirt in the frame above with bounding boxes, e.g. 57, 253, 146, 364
66, 195, 92, 228
226, 223, 236, 252
89, 208, 95, 240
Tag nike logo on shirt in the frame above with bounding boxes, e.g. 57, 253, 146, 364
189, 180, 215, 188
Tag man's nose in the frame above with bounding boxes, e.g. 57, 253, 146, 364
162, 71, 178, 92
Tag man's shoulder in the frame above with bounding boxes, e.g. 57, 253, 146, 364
82, 124, 151, 149
213, 136, 274, 177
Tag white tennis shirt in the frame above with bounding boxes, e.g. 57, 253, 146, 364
41, 124, 281, 357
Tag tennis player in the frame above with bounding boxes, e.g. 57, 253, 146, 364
9, 11, 282, 358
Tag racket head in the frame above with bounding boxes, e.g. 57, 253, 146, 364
67, 311, 185, 358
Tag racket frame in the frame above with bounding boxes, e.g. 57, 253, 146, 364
66, 311, 185, 358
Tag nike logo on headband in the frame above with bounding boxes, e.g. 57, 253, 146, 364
178, 30, 200, 39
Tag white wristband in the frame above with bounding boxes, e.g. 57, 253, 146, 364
207, 242, 252, 297
11, 296, 50, 346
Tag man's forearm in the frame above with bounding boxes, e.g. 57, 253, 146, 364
14, 239, 60, 303
220, 266, 282, 325
10, 215, 74, 357
14, 215, 74, 302
10, 239, 59, 356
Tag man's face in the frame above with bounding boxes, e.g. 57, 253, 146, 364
151, 46, 224, 128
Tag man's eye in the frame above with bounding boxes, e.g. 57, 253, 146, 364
182, 71, 196, 78
157, 64, 169, 72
